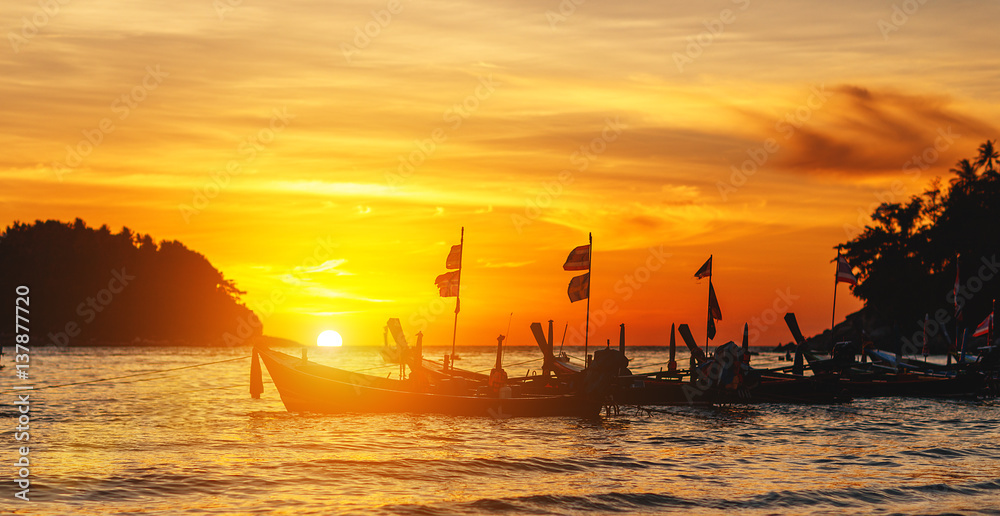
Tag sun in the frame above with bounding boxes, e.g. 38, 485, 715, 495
317, 330, 343, 347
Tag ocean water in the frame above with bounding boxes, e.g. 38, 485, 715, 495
2, 345, 999, 515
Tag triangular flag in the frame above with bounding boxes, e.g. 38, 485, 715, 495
694, 256, 712, 279
708, 282, 722, 321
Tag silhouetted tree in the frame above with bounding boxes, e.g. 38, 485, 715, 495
974, 140, 998, 173
842, 140, 1000, 349
0, 219, 260, 346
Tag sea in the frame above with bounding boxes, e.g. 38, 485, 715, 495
1, 344, 998, 515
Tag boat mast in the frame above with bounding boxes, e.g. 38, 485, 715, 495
986, 298, 997, 346
951, 253, 960, 366
831, 244, 841, 335
705, 274, 712, 352
450, 227, 464, 367
585, 232, 592, 365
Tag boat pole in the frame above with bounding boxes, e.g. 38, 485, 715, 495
450, 227, 464, 370
504, 312, 513, 365
986, 298, 997, 346
951, 253, 960, 365
703, 254, 714, 353
584, 232, 592, 367
705, 276, 712, 352
831, 245, 840, 336
922, 313, 929, 361
667, 323, 677, 372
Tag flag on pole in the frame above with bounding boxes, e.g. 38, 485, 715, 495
707, 314, 717, 340
694, 256, 712, 279
708, 282, 722, 321
435, 271, 460, 297
973, 313, 992, 337
567, 273, 590, 303
446, 244, 462, 269
835, 256, 858, 285
563, 245, 591, 271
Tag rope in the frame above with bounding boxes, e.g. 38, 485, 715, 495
1, 355, 251, 393
351, 363, 399, 373
472, 357, 543, 373
187, 381, 274, 393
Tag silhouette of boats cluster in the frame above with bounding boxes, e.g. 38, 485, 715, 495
254, 142, 1000, 416
253, 310, 999, 418
254, 232, 999, 417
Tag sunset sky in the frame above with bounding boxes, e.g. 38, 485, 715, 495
2, 0, 998, 349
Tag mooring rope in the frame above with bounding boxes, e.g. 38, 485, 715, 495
472, 357, 544, 374
1, 355, 252, 393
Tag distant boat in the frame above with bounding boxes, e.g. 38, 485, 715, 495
783, 313, 990, 398
378, 326, 401, 364
254, 345, 607, 418
609, 323, 850, 405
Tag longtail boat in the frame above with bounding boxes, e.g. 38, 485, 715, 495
383, 318, 487, 382
611, 323, 849, 405
782, 313, 989, 398
526, 320, 850, 406
252, 342, 610, 418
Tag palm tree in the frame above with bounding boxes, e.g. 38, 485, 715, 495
948, 158, 977, 187
974, 140, 998, 173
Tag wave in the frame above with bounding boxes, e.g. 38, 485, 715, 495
369, 479, 1000, 515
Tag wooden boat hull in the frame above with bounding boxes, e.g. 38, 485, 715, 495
612, 373, 849, 406
821, 371, 986, 398
256, 346, 603, 418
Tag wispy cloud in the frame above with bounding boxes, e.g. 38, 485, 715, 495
765, 86, 997, 175
294, 259, 353, 276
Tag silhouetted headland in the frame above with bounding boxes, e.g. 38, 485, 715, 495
0, 218, 260, 346
813, 140, 1000, 354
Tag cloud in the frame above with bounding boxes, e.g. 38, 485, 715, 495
295, 259, 352, 276
764, 85, 997, 175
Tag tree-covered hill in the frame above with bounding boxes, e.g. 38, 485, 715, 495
1, 219, 260, 346
838, 140, 1000, 352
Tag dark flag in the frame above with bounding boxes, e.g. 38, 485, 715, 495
708, 282, 722, 321
563, 245, 591, 271
835, 256, 858, 285
435, 271, 460, 297
694, 256, 712, 279
567, 273, 590, 303
973, 313, 992, 337
707, 314, 717, 340
446, 244, 462, 269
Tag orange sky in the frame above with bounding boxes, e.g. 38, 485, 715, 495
2, 0, 998, 349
